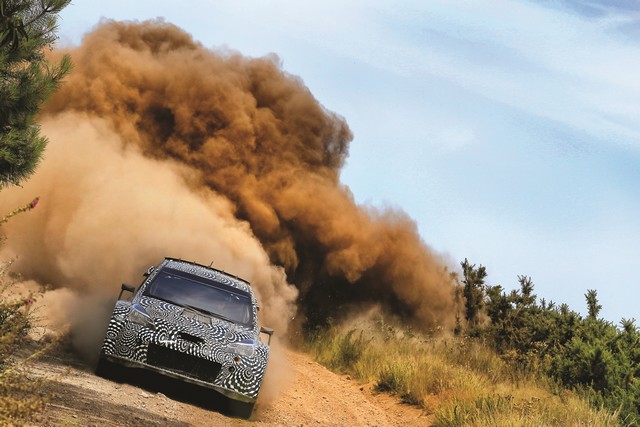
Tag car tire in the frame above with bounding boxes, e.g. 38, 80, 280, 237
95, 356, 118, 379
227, 398, 255, 419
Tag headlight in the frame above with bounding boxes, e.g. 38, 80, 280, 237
127, 303, 155, 330
227, 339, 256, 357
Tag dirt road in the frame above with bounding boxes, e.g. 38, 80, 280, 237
31, 344, 429, 426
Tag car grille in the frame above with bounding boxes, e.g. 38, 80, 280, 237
147, 344, 221, 383
178, 332, 204, 344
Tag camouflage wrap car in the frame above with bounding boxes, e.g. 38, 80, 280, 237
96, 258, 274, 417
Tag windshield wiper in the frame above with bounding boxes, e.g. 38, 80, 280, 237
181, 304, 236, 324
181, 304, 213, 317
209, 311, 235, 323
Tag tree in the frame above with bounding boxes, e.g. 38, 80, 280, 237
0, 0, 72, 187
461, 258, 487, 326
516, 275, 536, 307
585, 289, 602, 320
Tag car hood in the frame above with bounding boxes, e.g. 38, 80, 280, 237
136, 296, 257, 344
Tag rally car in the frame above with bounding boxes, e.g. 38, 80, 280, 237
95, 257, 274, 418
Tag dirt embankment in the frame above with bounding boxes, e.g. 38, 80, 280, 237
31, 344, 429, 427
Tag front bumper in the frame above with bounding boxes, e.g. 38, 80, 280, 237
102, 352, 256, 403
101, 301, 268, 402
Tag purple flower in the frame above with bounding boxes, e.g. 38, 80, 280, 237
28, 197, 39, 210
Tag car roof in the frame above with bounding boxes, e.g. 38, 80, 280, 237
162, 258, 252, 294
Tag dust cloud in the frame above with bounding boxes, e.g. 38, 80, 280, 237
1, 18, 457, 356
0, 113, 298, 339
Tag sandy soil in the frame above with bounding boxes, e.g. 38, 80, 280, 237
29, 344, 431, 427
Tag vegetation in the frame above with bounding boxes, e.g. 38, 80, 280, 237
305, 315, 619, 426
0, 200, 51, 425
305, 257, 639, 426
0, 0, 72, 187
0, 265, 49, 425
461, 259, 640, 425
461, 258, 487, 327
0, 1, 70, 423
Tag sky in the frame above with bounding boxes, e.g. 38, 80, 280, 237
55, 0, 640, 323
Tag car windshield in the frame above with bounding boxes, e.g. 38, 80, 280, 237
143, 267, 254, 326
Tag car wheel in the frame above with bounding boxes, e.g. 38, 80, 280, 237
95, 356, 118, 379
227, 398, 255, 419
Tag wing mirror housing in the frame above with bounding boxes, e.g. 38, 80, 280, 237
260, 326, 274, 345
118, 283, 135, 300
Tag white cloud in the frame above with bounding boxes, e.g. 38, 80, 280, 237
226, 0, 640, 148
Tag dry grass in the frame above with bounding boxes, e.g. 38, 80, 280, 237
305, 315, 621, 427
0, 260, 52, 426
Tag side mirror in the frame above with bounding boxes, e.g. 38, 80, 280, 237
260, 326, 274, 345
118, 283, 135, 300
143, 266, 155, 277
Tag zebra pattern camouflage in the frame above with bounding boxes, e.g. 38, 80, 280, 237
98, 258, 270, 403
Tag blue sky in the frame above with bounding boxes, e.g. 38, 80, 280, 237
57, 1, 640, 323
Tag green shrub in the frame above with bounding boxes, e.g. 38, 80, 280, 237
304, 315, 620, 426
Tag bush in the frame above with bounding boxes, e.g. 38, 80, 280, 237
305, 326, 369, 372
0, 199, 51, 425
478, 272, 640, 423
0, 262, 50, 426
304, 314, 620, 426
